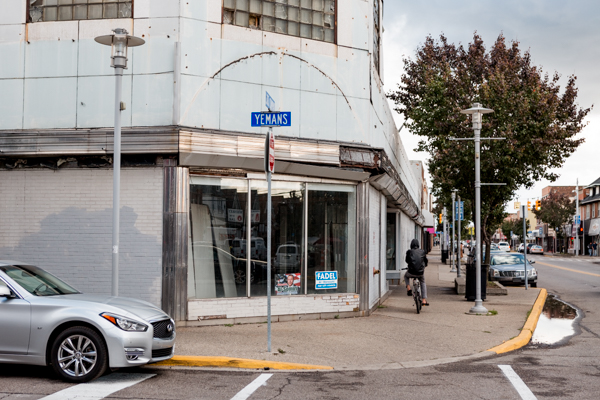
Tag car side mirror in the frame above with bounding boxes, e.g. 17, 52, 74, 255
0, 285, 14, 298
530, 260, 536, 264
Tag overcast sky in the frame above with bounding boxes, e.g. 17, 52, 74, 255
382, 0, 600, 212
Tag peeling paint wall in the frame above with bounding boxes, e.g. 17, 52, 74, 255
0, 1, 420, 209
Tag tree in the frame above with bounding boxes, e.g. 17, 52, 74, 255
388, 33, 590, 263
533, 191, 575, 251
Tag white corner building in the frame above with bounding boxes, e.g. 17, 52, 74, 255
0, 0, 432, 323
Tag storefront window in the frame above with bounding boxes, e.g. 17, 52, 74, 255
250, 181, 305, 296
188, 177, 356, 299
188, 177, 249, 299
306, 184, 356, 294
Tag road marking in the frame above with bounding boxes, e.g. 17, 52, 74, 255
535, 260, 600, 277
231, 373, 273, 400
40, 373, 155, 400
498, 365, 537, 399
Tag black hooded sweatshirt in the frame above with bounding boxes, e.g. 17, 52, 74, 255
405, 239, 428, 275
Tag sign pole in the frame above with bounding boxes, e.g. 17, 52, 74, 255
523, 204, 528, 290
451, 191, 456, 272
266, 127, 273, 353
457, 196, 462, 278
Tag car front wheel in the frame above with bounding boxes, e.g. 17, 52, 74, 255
50, 326, 108, 383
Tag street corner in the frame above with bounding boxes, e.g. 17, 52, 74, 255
487, 288, 548, 354
153, 355, 334, 371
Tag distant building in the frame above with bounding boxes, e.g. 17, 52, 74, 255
581, 177, 600, 255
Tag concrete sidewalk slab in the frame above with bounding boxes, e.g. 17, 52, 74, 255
162, 248, 541, 371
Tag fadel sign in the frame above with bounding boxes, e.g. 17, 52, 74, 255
315, 271, 338, 290
251, 112, 291, 127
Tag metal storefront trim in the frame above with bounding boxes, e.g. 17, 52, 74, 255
179, 130, 340, 165
357, 182, 370, 312
162, 161, 189, 321
0, 128, 179, 156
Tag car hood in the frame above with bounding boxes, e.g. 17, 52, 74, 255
56, 294, 169, 321
491, 264, 534, 271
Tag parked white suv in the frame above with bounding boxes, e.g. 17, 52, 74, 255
497, 241, 510, 252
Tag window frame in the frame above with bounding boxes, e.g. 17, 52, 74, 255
221, 0, 337, 45
26, 0, 135, 23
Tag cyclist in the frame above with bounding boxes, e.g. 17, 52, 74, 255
405, 239, 429, 306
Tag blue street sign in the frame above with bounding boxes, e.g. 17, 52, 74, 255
251, 112, 292, 127
575, 215, 581, 225
266, 91, 275, 112
454, 201, 464, 220
315, 271, 338, 290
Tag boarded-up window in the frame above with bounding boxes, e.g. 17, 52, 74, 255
223, 0, 336, 43
28, 0, 133, 23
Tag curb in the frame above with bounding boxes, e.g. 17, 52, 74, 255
154, 355, 334, 371
487, 288, 547, 354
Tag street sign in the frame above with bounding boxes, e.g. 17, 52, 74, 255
315, 271, 338, 289
575, 215, 581, 225
538, 227, 543, 236
251, 112, 291, 127
514, 201, 521, 210
264, 130, 275, 173
455, 201, 464, 220
266, 91, 275, 112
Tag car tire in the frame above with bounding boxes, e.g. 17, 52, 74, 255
531, 282, 537, 288
50, 326, 108, 383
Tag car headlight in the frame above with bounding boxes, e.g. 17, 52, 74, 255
101, 313, 148, 332
491, 269, 499, 277
528, 268, 537, 277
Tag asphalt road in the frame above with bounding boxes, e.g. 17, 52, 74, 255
1, 253, 599, 400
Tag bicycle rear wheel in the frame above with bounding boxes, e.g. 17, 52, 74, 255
414, 281, 422, 314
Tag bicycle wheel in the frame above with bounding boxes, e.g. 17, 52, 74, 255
414, 280, 422, 314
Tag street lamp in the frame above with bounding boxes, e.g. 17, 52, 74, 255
95, 29, 145, 297
460, 103, 494, 314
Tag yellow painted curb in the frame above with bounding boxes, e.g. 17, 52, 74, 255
487, 288, 547, 354
154, 355, 334, 371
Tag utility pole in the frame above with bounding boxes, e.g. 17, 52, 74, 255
576, 179, 579, 256
451, 190, 457, 273
457, 194, 462, 277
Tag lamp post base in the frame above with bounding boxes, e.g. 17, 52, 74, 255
469, 301, 488, 314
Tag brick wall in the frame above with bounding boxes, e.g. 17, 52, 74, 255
188, 294, 360, 321
0, 167, 163, 306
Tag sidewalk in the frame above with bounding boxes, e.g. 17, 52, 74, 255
158, 247, 542, 371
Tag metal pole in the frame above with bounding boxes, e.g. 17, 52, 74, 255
576, 179, 579, 256
267, 127, 272, 353
442, 207, 447, 262
470, 107, 487, 314
111, 66, 123, 297
451, 191, 456, 272
523, 205, 528, 289
457, 195, 462, 277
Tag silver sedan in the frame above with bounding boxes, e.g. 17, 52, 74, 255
0, 261, 175, 383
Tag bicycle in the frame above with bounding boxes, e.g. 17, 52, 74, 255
401, 268, 423, 314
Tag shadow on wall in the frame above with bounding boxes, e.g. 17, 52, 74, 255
0, 206, 162, 306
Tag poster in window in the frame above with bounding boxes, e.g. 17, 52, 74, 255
275, 273, 300, 295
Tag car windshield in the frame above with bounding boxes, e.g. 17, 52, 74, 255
0, 264, 80, 296
279, 246, 297, 254
491, 254, 526, 266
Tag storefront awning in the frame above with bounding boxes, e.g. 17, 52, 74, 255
588, 218, 600, 236
422, 209, 435, 228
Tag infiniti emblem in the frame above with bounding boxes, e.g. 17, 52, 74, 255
166, 323, 173, 333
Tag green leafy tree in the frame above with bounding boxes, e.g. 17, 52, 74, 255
388, 33, 590, 263
533, 191, 575, 251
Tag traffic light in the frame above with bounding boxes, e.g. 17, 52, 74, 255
439, 214, 443, 224
527, 201, 531, 210
535, 200, 541, 210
